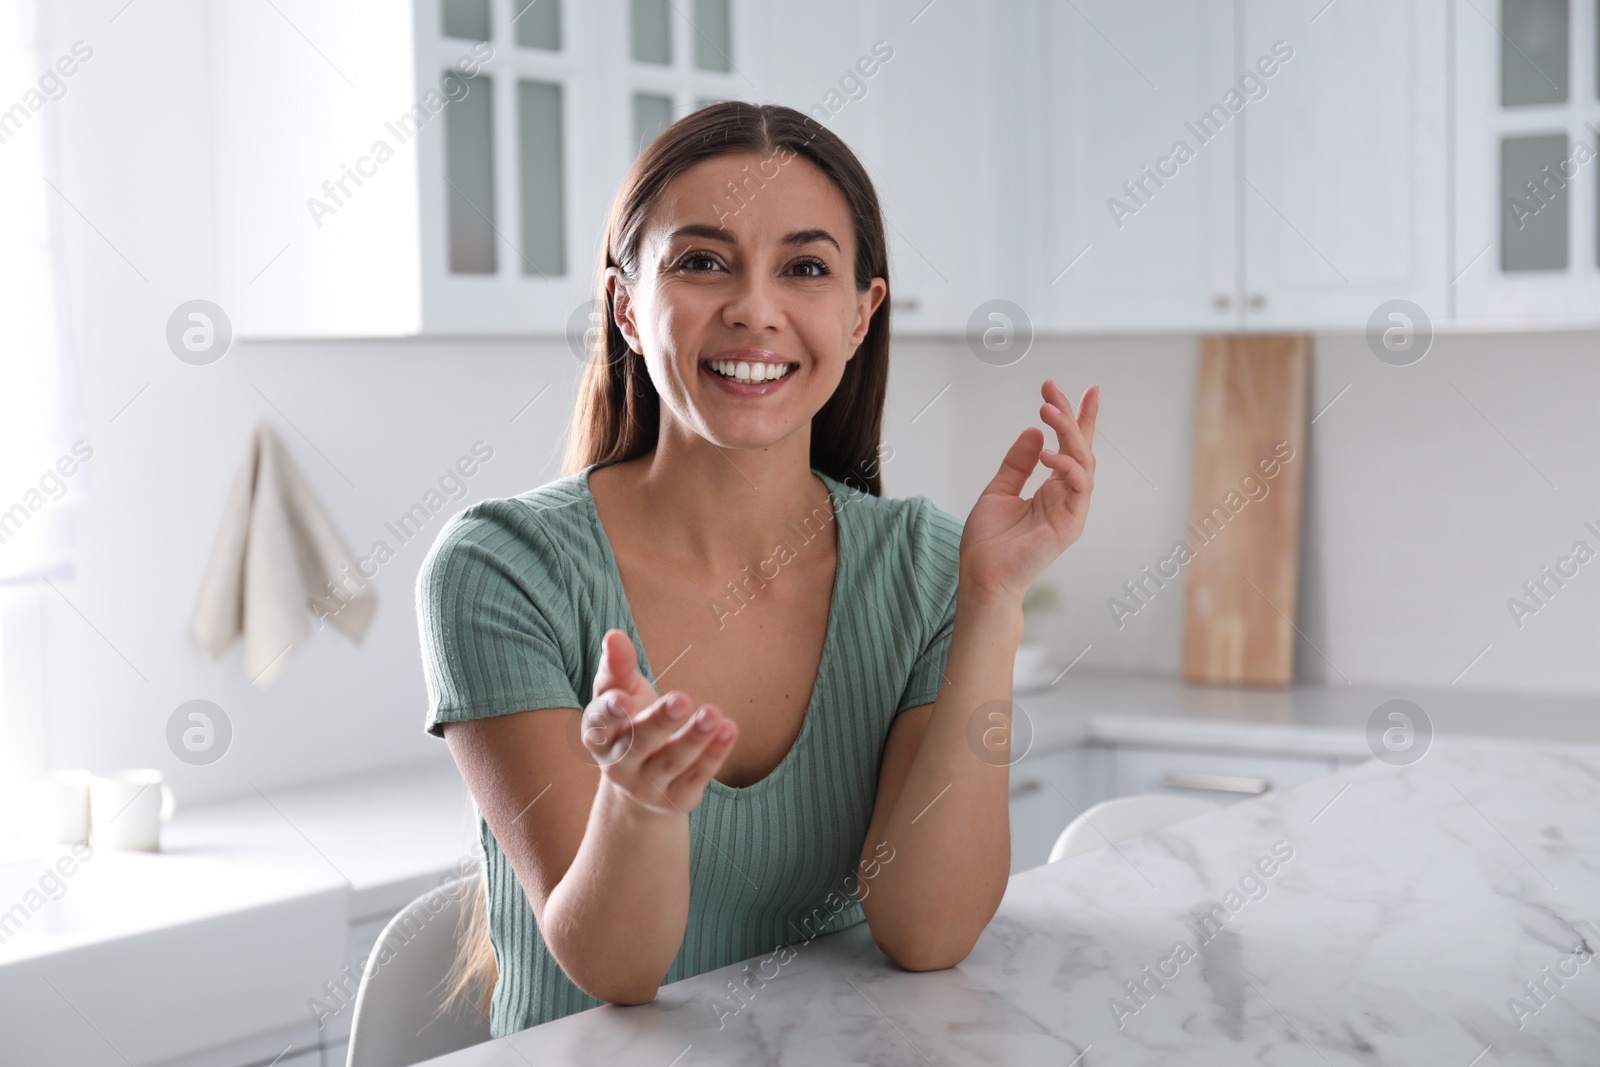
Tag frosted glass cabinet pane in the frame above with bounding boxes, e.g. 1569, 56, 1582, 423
633, 92, 673, 153
1500, 0, 1569, 106
1501, 133, 1569, 270
692, 0, 732, 72
632, 0, 671, 64
442, 0, 490, 42
446, 73, 496, 274
518, 80, 567, 276
513, 0, 561, 50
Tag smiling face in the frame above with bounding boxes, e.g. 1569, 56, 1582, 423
608, 150, 886, 452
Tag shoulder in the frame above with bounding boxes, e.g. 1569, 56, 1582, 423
827, 476, 963, 605
831, 477, 962, 560
415, 471, 593, 604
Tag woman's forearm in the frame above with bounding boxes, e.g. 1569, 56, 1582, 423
860, 580, 1024, 969
541, 777, 692, 1003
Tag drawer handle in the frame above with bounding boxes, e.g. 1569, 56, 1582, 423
1009, 779, 1043, 799
1159, 771, 1270, 795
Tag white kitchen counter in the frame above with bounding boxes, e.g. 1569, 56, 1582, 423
413, 740, 1600, 1065
0, 760, 477, 1066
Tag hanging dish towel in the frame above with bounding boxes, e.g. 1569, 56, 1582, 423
190, 421, 376, 687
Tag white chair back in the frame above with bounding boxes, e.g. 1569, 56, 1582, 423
1048, 794, 1222, 864
346, 876, 492, 1067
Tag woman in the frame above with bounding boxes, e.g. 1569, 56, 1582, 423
415, 100, 1099, 1037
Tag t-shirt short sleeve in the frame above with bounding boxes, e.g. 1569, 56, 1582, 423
896, 496, 964, 715
416, 501, 582, 738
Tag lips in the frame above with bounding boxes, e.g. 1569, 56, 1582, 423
700, 356, 799, 395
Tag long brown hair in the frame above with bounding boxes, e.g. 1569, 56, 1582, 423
440, 101, 894, 1018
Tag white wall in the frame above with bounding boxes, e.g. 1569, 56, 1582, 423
30, 0, 1600, 806
943, 329, 1600, 697
31, 0, 961, 804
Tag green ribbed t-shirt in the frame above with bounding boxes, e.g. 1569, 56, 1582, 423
415, 460, 964, 1036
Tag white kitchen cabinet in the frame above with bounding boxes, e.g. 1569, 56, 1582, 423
211, 0, 754, 338
1007, 744, 1112, 873
1104, 744, 1338, 803
1454, 0, 1600, 323
1040, 0, 1240, 334
1240, 0, 1449, 330
857, 0, 1039, 336
752, 0, 1038, 337
1006, 738, 1345, 873
1039, 0, 1450, 334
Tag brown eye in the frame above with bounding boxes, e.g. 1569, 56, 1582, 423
678, 251, 723, 272
792, 257, 830, 278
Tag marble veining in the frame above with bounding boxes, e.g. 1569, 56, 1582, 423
419, 741, 1600, 1065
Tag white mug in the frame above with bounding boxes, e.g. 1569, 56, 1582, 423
89, 769, 176, 852
17, 770, 92, 844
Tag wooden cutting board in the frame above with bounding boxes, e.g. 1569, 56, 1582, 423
1180, 335, 1310, 687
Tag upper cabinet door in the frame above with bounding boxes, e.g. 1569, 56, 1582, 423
753, 0, 1037, 338
415, 0, 594, 334
1455, 0, 1600, 322
1239, 0, 1449, 332
1040, 0, 1240, 334
853, 0, 1039, 337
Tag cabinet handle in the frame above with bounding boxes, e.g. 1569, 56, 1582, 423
1212, 293, 1231, 311
1009, 779, 1043, 799
1159, 771, 1270, 795
891, 297, 921, 312
1247, 293, 1266, 310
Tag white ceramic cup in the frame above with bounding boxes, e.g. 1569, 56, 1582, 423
17, 769, 93, 844
89, 769, 176, 852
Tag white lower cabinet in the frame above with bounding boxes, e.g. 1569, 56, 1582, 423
1105, 745, 1338, 801
1007, 740, 1349, 874
1008, 745, 1110, 873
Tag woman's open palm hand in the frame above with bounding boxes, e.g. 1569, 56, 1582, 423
582, 630, 739, 817
960, 381, 1100, 605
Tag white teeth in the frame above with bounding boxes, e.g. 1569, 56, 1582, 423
709, 359, 793, 383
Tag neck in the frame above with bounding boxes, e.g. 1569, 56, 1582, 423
605, 436, 836, 573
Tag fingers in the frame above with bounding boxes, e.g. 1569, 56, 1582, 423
583, 687, 693, 763
592, 629, 656, 713
585, 690, 739, 813
1037, 447, 1093, 494
1039, 380, 1096, 473
640, 705, 736, 786
1079, 384, 1100, 449
984, 426, 1046, 499
652, 714, 739, 810
591, 629, 632, 693
578, 690, 639, 766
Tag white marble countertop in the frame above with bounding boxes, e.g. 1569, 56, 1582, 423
415, 740, 1600, 1065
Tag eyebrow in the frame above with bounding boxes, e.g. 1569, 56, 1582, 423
667, 223, 841, 254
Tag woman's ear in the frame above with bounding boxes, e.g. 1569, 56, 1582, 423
847, 277, 888, 355
606, 267, 642, 354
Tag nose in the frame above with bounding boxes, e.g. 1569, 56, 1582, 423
721, 267, 783, 333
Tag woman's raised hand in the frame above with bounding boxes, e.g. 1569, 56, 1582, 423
959, 381, 1100, 606
580, 629, 739, 817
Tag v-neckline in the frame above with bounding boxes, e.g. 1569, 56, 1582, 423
579, 461, 848, 799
